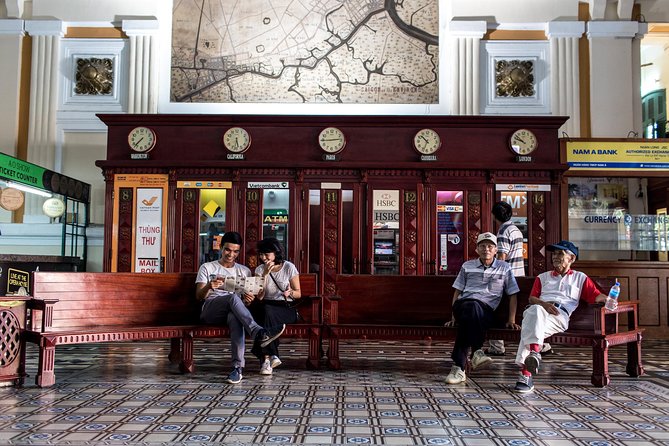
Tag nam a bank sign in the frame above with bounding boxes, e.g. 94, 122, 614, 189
565, 140, 669, 171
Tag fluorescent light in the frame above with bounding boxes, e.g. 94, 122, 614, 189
0, 180, 52, 198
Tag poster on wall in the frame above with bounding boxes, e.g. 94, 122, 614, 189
135, 188, 163, 273
170, 0, 438, 104
436, 191, 464, 272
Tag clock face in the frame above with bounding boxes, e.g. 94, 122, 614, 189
509, 129, 538, 155
128, 126, 157, 153
413, 128, 441, 155
223, 127, 251, 153
318, 127, 346, 153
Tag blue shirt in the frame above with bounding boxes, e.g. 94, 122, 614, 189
452, 258, 520, 310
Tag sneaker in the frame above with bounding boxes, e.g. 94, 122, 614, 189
524, 351, 541, 375
259, 359, 272, 375
471, 349, 493, 370
445, 365, 466, 384
514, 373, 534, 393
540, 343, 554, 355
226, 367, 243, 384
255, 324, 286, 348
270, 355, 282, 368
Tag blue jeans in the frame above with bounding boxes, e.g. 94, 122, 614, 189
200, 294, 262, 369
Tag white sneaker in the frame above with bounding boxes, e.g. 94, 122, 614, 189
270, 355, 282, 368
471, 349, 493, 370
259, 359, 272, 375
445, 365, 466, 384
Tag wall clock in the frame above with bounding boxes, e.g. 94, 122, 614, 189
413, 129, 441, 155
509, 128, 538, 155
128, 126, 157, 153
318, 127, 346, 153
223, 127, 251, 153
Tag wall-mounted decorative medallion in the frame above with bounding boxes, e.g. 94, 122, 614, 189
495, 60, 535, 97
75, 58, 113, 95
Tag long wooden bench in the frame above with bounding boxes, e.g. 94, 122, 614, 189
24, 271, 321, 387
324, 274, 644, 387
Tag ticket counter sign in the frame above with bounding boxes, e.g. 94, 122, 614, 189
135, 188, 163, 272
566, 141, 669, 171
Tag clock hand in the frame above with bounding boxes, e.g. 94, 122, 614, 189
515, 137, 526, 144
133, 137, 144, 147
321, 138, 341, 142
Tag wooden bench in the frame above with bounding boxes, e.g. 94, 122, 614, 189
24, 272, 321, 387
324, 274, 644, 387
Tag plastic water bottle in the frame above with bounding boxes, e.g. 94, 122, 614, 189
605, 280, 620, 310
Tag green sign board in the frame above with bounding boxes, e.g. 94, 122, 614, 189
0, 153, 91, 203
0, 152, 46, 189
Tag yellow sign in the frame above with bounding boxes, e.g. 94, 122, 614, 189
566, 141, 669, 171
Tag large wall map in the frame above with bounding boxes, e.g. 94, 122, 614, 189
171, 0, 438, 104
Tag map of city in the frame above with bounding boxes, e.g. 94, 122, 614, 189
171, 0, 438, 104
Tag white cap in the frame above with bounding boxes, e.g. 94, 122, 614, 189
476, 232, 497, 246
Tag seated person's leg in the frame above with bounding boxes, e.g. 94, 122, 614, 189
227, 311, 245, 371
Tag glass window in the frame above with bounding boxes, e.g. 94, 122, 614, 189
199, 189, 226, 265
262, 189, 289, 255
567, 177, 669, 260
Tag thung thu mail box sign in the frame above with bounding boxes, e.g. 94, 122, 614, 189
566, 141, 669, 171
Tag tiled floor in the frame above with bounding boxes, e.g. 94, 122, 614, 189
1, 339, 668, 445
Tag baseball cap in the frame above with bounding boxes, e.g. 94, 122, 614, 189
547, 240, 579, 258
476, 232, 497, 246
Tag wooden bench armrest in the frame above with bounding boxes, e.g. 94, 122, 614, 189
27, 297, 59, 332
324, 295, 341, 324
593, 300, 640, 335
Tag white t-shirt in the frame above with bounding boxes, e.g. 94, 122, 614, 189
254, 261, 299, 301
196, 261, 251, 299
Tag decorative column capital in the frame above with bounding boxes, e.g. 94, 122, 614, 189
447, 20, 486, 39
122, 18, 159, 36
0, 19, 25, 36
24, 19, 65, 37
545, 21, 585, 39
586, 21, 639, 39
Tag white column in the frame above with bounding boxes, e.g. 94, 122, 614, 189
23, 19, 65, 219
0, 20, 25, 158
545, 21, 585, 137
586, 21, 639, 137
632, 23, 648, 136
447, 21, 486, 115
122, 19, 159, 114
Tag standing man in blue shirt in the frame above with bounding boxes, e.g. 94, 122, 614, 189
444, 232, 521, 384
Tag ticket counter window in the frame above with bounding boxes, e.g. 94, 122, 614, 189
262, 189, 289, 254
199, 189, 226, 264
436, 191, 464, 274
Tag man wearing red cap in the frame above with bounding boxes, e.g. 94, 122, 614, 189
513, 240, 609, 393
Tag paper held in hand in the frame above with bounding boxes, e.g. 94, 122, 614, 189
221, 275, 264, 296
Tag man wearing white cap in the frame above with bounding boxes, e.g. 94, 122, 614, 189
444, 232, 521, 384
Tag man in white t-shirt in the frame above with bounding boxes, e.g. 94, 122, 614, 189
196, 231, 285, 384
